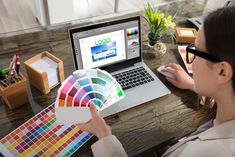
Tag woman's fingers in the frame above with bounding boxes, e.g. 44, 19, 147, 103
164, 63, 180, 69
165, 76, 179, 85
75, 104, 97, 130
89, 103, 99, 117
162, 67, 178, 75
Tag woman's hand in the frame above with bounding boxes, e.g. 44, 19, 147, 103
163, 63, 195, 91
76, 104, 112, 139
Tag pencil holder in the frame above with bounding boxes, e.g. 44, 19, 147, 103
0, 70, 28, 109
24, 51, 64, 94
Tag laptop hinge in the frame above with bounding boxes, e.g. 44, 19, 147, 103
134, 62, 143, 66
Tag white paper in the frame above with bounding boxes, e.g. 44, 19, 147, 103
177, 45, 193, 74
55, 107, 91, 125
30, 56, 59, 88
180, 30, 194, 36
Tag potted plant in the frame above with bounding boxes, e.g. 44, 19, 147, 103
143, 2, 176, 47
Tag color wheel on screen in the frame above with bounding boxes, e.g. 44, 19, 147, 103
55, 69, 124, 125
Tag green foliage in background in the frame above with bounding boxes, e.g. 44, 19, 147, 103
143, 2, 176, 39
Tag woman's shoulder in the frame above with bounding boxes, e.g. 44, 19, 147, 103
198, 119, 235, 140
179, 138, 235, 157
177, 120, 235, 157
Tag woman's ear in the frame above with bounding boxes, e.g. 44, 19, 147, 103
217, 61, 233, 84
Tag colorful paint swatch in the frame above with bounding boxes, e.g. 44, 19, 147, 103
178, 45, 193, 73
55, 69, 124, 125
0, 104, 93, 157
126, 27, 139, 38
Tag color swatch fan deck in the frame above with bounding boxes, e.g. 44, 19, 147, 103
55, 69, 124, 124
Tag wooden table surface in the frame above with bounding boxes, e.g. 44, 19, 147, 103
0, 1, 212, 156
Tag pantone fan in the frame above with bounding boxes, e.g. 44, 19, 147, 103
55, 69, 124, 124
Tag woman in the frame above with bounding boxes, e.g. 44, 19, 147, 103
77, 6, 235, 157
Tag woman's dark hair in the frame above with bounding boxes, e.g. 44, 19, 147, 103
204, 6, 235, 90
197, 6, 235, 122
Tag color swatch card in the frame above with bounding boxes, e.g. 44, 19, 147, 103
55, 68, 124, 125
178, 45, 193, 74
0, 104, 93, 157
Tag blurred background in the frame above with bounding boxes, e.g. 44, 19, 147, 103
0, 0, 227, 35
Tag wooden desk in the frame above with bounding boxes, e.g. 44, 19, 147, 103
0, 1, 212, 156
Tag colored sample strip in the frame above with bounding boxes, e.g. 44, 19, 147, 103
97, 69, 113, 84
58, 76, 77, 107
178, 45, 193, 74
0, 104, 92, 157
67, 83, 90, 107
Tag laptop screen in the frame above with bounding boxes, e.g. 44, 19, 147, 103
69, 16, 141, 70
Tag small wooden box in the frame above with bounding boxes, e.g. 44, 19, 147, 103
175, 27, 197, 44
0, 71, 28, 109
24, 51, 64, 94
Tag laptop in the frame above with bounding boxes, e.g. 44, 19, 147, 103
69, 16, 171, 117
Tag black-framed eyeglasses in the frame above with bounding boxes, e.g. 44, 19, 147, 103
186, 44, 221, 64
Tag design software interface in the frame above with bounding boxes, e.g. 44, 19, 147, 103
72, 20, 140, 69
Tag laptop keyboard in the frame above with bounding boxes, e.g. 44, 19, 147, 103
112, 67, 154, 90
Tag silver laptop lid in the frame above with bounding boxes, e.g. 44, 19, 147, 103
69, 16, 142, 72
